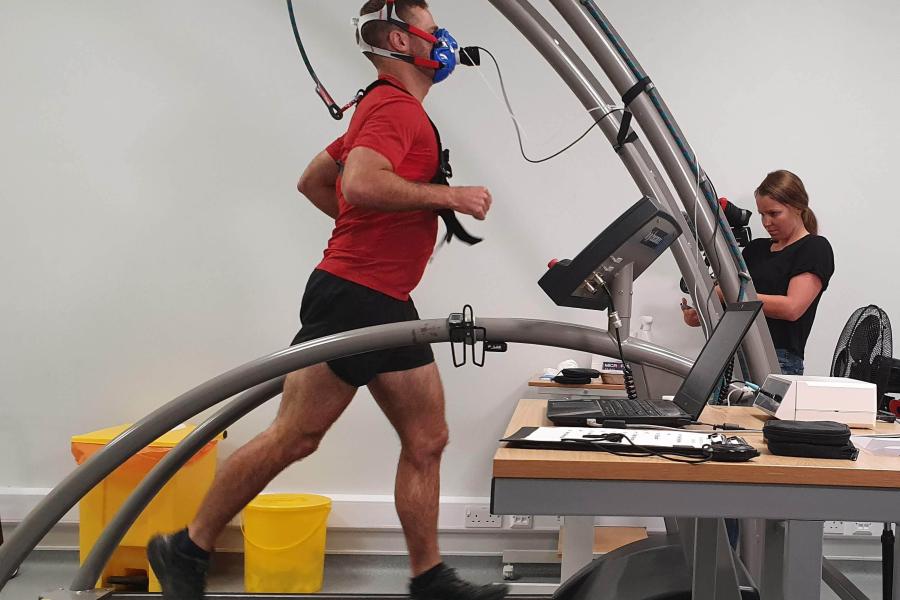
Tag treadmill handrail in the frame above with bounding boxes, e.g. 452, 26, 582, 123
0, 316, 692, 590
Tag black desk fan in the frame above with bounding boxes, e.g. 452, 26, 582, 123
832, 305, 900, 413
830, 304, 900, 599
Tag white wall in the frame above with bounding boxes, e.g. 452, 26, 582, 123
2, 0, 899, 516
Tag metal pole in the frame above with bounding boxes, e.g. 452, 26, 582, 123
484, 0, 717, 324
0, 319, 447, 589
481, 318, 692, 377
545, 0, 780, 383
0, 316, 692, 590
70, 378, 285, 592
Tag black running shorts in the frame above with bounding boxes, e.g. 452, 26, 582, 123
290, 269, 435, 387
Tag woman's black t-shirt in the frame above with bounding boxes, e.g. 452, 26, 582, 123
742, 235, 834, 359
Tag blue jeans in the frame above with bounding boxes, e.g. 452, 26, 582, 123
776, 349, 804, 375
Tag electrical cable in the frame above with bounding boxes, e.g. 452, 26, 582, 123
718, 355, 735, 404
466, 46, 624, 164
614, 327, 639, 400
696, 423, 762, 433
286, 0, 345, 119
725, 387, 741, 408
562, 435, 714, 464
592, 276, 638, 402
587, 421, 753, 433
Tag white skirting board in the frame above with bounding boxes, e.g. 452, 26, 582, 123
0, 488, 663, 554
4, 487, 883, 560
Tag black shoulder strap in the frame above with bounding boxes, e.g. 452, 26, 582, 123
356, 80, 482, 246
425, 117, 481, 245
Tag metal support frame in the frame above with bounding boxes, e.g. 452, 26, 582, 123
488, 0, 780, 383
559, 516, 594, 582
494, 477, 900, 599
692, 518, 741, 600
782, 520, 824, 600
483, 0, 718, 334
0, 317, 694, 592
551, 0, 781, 382
0, 319, 437, 589
542, 527, 758, 600
823, 557, 870, 600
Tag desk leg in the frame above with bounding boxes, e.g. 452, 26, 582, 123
560, 516, 594, 583
893, 523, 900, 600
692, 518, 741, 600
760, 520, 785, 600
678, 517, 697, 571
740, 518, 765, 583
664, 517, 679, 534
783, 520, 823, 600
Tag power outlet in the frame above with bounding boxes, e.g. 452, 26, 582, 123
850, 521, 874, 536
465, 505, 502, 528
824, 521, 844, 535
509, 515, 533, 529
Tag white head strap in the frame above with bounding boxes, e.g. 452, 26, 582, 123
351, 4, 440, 68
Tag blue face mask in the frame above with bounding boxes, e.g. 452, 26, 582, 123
430, 28, 460, 84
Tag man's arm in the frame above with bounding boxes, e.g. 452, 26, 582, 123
298, 150, 341, 219
341, 146, 491, 219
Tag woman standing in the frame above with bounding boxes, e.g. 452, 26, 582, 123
683, 170, 835, 375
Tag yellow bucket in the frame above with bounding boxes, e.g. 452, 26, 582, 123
243, 493, 331, 593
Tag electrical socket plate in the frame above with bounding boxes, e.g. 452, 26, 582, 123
465, 505, 502, 528
824, 521, 843, 535
849, 521, 874, 536
510, 515, 534, 529
824, 520, 878, 536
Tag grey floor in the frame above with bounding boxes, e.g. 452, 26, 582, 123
0, 550, 889, 599
1, 551, 550, 599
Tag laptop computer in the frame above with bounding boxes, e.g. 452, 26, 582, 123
546, 301, 763, 427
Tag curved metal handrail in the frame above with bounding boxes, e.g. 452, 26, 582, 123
541, 0, 779, 381
0, 316, 691, 590
0, 318, 449, 589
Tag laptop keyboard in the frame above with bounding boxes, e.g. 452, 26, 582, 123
598, 398, 663, 416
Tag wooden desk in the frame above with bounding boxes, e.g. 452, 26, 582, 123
496, 400, 900, 488
492, 400, 900, 599
527, 378, 625, 391
526, 378, 626, 399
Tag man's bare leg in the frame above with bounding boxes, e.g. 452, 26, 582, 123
188, 362, 357, 550
368, 363, 447, 576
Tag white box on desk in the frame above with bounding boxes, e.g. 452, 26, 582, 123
754, 375, 877, 429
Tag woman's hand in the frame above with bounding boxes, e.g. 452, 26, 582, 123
681, 298, 701, 327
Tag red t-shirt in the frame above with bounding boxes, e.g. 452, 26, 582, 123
316, 74, 439, 301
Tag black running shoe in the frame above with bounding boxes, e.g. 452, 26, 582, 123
147, 533, 209, 600
410, 565, 509, 600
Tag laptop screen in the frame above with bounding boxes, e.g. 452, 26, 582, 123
672, 301, 763, 418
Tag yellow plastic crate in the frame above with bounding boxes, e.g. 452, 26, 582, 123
72, 423, 221, 592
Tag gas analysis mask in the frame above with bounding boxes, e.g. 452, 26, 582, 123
353, 1, 461, 84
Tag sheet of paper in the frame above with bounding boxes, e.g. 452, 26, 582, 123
851, 436, 900, 456
519, 427, 718, 449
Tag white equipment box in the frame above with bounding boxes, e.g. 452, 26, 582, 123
753, 375, 877, 429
